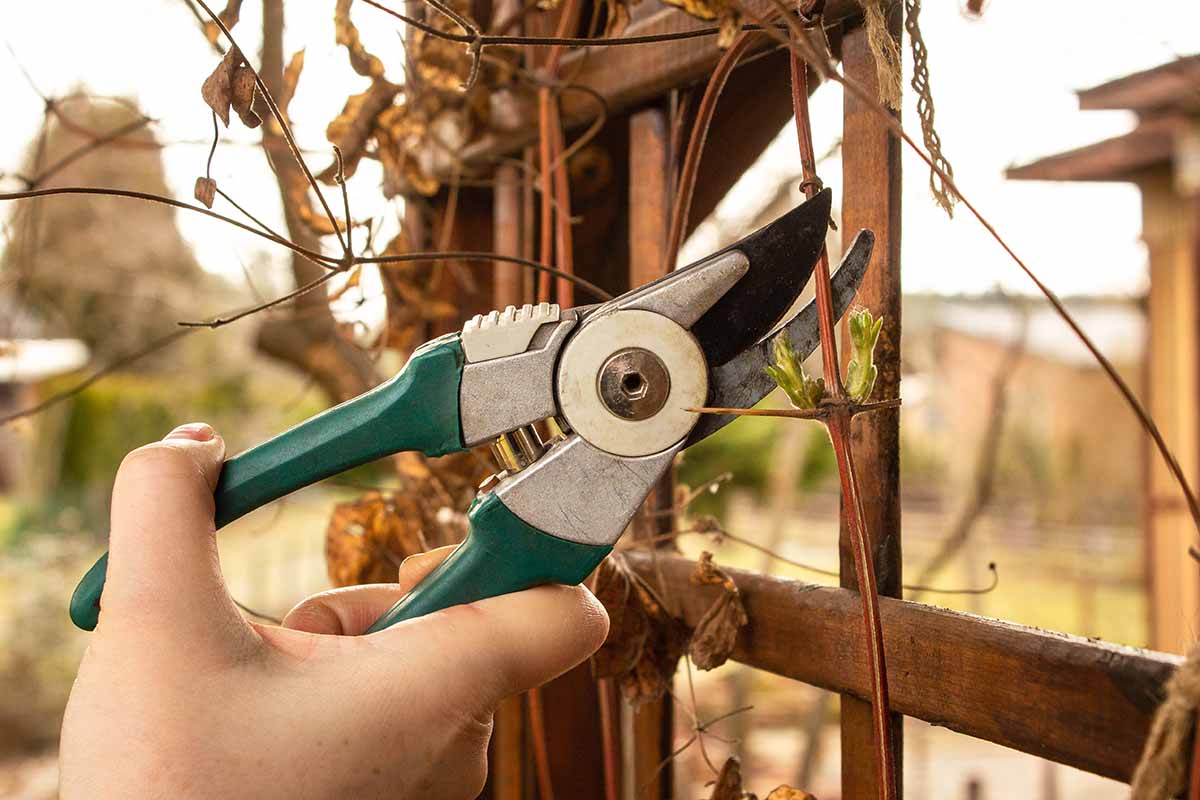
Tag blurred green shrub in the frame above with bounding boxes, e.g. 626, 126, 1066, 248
677, 412, 835, 517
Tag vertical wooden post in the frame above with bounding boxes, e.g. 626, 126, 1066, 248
494, 164, 525, 309
628, 103, 676, 800
491, 162, 528, 800
839, 17, 903, 799
1141, 172, 1200, 654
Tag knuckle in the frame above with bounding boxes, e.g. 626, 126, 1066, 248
118, 443, 197, 482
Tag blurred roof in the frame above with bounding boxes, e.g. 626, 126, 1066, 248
937, 300, 1144, 368
1007, 54, 1200, 183
1078, 55, 1200, 114
0, 339, 89, 383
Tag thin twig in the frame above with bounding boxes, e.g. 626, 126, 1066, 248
0, 188, 612, 298
688, 398, 901, 420
191, 0, 348, 255
0, 185, 337, 264
663, 26, 766, 272
0, 330, 194, 425
178, 270, 338, 328
333, 146, 353, 258
360, 250, 611, 299
24, 116, 153, 188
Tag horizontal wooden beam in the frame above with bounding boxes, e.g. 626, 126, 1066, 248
623, 551, 1180, 783
457, 0, 861, 170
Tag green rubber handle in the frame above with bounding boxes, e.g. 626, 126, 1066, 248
69, 335, 468, 631
366, 492, 612, 632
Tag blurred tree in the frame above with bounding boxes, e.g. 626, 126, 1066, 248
1, 94, 211, 363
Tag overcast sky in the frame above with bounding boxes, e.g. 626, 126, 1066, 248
2, 1, 1198, 304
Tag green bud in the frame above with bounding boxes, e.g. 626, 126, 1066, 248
765, 331, 826, 410
845, 307, 883, 403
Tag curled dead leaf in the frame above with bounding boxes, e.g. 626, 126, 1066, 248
230, 66, 262, 128
377, 101, 441, 198
325, 452, 491, 586
659, 0, 740, 47
285, 169, 346, 237
335, 0, 387, 79
410, 0, 476, 93
326, 490, 433, 587
193, 177, 217, 209
689, 551, 748, 670
708, 757, 748, 800
591, 554, 688, 706
202, 0, 244, 46
201, 47, 244, 127
376, 232, 461, 351
320, 81, 401, 185
277, 49, 306, 123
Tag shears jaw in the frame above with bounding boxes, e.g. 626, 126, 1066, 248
606, 250, 750, 328
683, 228, 875, 447
690, 188, 833, 367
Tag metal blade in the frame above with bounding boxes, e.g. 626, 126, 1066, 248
683, 229, 875, 447
688, 188, 833, 367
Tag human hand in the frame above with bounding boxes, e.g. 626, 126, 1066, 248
60, 423, 609, 799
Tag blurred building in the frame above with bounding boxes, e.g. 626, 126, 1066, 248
0, 339, 89, 496
1009, 54, 1200, 653
902, 296, 1144, 524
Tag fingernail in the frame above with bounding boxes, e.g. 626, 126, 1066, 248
164, 422, 215, 442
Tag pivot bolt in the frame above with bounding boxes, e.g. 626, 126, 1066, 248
597, 347, 670, 421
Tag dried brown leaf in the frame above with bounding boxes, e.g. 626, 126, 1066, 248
326, 491, 431, 586
708, 757, 748, 800
193, 177, 217, 209
410, 0, 475, 92
657, 0, 739, 47
335, 0, 386, 79
278, 49, 306, 119
201, 47, 244, 127
203, 0, 244, 46
230, 65, 262, 128
325, 453, 491, 586
591, 554, 688, 706
285, 169, 344, 237
377, 232, 461, 351
591, 557, 649, 676
764, 787, 817, 800
688, 551, 748, 670
320, 80, 401, 184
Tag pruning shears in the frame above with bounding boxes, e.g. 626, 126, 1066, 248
69, 189, 873, 634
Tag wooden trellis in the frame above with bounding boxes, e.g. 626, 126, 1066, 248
402, 1, 1183, 797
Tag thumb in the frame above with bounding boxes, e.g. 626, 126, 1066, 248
280, 546, 457, 635
101, 423, 245, 646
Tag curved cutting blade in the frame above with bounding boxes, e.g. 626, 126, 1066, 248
683, 229, 875, 447
688, 188, 832, 367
